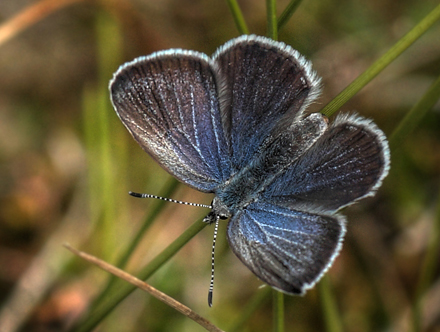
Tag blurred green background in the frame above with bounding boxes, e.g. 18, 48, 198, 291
0, 0, 439, 331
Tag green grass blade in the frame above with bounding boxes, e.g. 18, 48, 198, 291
273, 290, 284, 332
389, 74, 440, 152
82, 9, 123, 259
319, 276, 343, 332
71, 219, 208, 332
266, 0, 278, 40
226, 0, 249, 35
89, 178, 180, 312
321, 3, 440, 117
82, 84, 102, 226
116, 178, 180, 269
228, 287, 271, 332
412, 186, 440, 332
277, 0, 303, 31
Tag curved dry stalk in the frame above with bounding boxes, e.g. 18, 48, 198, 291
0, 0, 86, 47
64, 244, 225, 332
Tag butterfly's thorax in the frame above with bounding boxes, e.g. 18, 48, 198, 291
214, 113, 328, 215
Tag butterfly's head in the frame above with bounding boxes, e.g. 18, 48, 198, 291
203, 196, 231, 224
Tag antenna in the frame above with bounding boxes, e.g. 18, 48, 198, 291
129, 190, 220, 307
208, 216, 219, 307
129, 191, 212, 209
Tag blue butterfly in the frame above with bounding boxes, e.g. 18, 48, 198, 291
110, 35, 390, 298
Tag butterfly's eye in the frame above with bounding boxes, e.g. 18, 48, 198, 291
219, 213, 229, 220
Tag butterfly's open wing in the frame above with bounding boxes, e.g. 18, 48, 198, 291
227, 201, 345, 294
110, 51, 231, 192
262, 114, 390, 213
212, 35, 321, 171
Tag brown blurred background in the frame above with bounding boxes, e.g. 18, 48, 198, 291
0, 0, 439, 331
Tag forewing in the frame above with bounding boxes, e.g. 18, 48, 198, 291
212, 35, 321, 171
263, 113, 390, 212
227, 201, 345, 294
110, 51, 231, 192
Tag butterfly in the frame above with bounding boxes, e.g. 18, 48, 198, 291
109, 34, 390, 300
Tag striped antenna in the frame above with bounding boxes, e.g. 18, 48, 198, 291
129, 191, 212, 209
208, 216, 220, 307
130, 190, 218, 306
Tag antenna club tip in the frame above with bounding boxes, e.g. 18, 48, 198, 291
208, 292, 213, 307
129, 191, 142, 197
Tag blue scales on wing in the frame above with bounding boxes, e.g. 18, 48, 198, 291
227, 201, 345, 294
